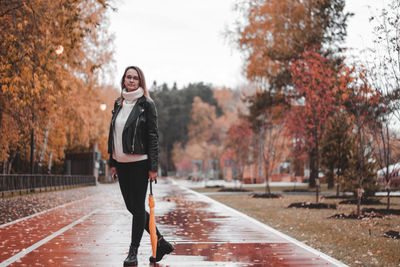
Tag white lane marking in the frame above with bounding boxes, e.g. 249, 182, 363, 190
0, 208, 99, 267
178, 184, 348, 267
0, 195, 94, 229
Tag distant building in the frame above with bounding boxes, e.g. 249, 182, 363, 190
377, 163, 400, 188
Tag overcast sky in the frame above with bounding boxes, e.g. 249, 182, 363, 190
108, 0, 386, 90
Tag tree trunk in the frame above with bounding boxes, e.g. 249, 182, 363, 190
30, 127, 34, 174
38, 121, 51, 172
7, 151, 16, 174
357, 188, 362, 216
327, 166, 334, 189
309, 150, 317, 188
385, 125, 391, 210
265, 172, 271, 195
336, 181, 340, 197
239, 164, 244, 189
7, 160, 12, 174
48, 151, 53, 174
356, 113, 364, 217
2, 161, 6, 174
315, 134, 320, 204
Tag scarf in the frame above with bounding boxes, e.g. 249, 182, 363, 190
122, 87, 144, 104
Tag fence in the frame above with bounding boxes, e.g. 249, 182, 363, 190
0, 174, 96, 197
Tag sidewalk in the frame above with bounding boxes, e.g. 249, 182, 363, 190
0, 178, 346, 266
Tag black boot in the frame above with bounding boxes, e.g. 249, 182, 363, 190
149, 237, 174, 263
124, 244, 138, 266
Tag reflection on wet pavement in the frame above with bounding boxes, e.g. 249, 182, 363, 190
0, 178, 344, 266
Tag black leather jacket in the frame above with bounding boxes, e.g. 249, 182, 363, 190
108, 96, 159, 171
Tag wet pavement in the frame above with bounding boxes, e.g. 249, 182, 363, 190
0, 185, 104, 225
0, 178, 346, 266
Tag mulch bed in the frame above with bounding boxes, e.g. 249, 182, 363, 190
283, 189, 312, 193
339, 198, 383, 205
252, 193, 281, 198
205, 185, 224, 188
362, 208, 400, 216
218, 188, 250, 192
329, 210, 384, 219
287, 202, 337, 209
324, 195, 353, 199
384, 230, 400, 239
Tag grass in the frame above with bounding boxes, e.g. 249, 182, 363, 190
206, 193, 400, 267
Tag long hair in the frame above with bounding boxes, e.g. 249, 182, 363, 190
119, 66, 150, 105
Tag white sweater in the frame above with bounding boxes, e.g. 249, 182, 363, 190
112, 88, 148, 163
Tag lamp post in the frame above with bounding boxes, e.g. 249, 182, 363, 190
100, 103, 106, 111
55, 45, 64, 55
97, 103, 107, 182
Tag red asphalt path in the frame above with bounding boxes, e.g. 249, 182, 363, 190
0, 178, 347, 266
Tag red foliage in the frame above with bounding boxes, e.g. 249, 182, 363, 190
226, 120, 254, 174
287, 48, 338, 152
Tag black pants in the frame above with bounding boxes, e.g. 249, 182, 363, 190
116, 160, 162, 247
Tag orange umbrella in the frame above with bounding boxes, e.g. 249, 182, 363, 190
149, 180, 157, 260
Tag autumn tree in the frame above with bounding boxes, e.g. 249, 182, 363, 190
366, 0, 400, 120
185, 96, 229, 179
288, 48, 338, 203
245, 90, 289, 194
362, 0, 400, 210
262, 120, 291, 195
342, 67, 381, 216
232, 0, 350, 92
231, 0, 351, 192
369, 92, 396, 210
152, 82, 219, 173
168, 86, 246, 180
0, 0, 116, 173
225, 120, 254, 184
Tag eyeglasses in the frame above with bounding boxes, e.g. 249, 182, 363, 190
126, 75, 139, 81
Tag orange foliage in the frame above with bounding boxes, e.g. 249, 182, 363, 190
0, 0, 116, 172
187, 97, 217, 143
236, 1, 327, 84
172, 88, 245, 173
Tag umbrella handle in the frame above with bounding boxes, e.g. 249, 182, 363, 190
150, 180, 153, 195
150, 179, 157, 195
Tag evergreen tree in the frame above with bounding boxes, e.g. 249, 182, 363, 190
342, 139, 379, 200
321, 114, 353, 193
152, 82, 219, 173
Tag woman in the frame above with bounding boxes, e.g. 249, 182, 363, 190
108, 66, 174, 266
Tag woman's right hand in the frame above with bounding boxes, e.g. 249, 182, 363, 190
110, 167, 117, 180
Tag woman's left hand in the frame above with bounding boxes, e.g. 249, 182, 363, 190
148, 170, 158, 182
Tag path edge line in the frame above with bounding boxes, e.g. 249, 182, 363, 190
0, 195, 94, 229
0, 208, 99, 266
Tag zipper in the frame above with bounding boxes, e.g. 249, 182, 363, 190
132, 108, 144, 152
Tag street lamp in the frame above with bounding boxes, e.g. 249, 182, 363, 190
100, 103, 106, 111
55, 45, 64, 55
